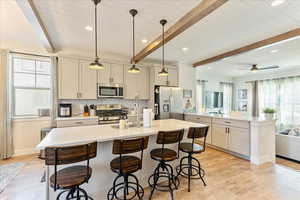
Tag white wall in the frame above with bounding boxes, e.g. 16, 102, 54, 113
178, 63, 197, 109
13, 118, 51, 156
196, 69, 233, 92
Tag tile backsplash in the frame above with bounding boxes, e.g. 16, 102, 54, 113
59, 99, 150, 116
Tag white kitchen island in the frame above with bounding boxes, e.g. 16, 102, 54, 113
37, 119, 207, 200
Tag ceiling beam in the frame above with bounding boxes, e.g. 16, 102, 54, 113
193, 28, 300, 67
16, 0, 55, 53
132, 0, 228, 63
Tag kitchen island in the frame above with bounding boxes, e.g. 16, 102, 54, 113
37, 119, 207, 200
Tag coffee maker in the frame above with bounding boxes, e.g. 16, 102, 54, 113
58, 103, 72, 117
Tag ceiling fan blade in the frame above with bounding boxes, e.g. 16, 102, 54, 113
257, 65, 279, 70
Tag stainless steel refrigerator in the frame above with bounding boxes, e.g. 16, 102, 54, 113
154, 86, 193, 120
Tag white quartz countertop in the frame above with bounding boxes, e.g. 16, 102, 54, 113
184, 112, 274, 122
56, 116, 98, 121
37, 119, 206, 150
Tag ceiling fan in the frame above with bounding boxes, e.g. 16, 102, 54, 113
239, 64, 279, 72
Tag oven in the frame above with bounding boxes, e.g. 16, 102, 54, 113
97, 84, 124, 98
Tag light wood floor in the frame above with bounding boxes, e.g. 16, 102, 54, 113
1, 148, 300, 200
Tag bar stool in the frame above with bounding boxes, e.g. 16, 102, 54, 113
148, 129, 184, 200
45, 142, 97, 200
176, 126, 209, 192
107, 136, 149, 200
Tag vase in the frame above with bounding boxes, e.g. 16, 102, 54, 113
264, 113, 274, 120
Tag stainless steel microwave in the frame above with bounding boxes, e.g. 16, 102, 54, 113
97, 84, 124, 98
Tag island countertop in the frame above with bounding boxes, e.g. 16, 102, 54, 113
37, 119, 207, 150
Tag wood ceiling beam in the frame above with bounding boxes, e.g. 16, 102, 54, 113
16, 0, 55, 53
132, 0, 228, 63
193, 28, 300, 67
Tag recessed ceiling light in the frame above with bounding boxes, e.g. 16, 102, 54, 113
270, 49, 279, 53
207, 67, 212, 70
85, 26, 93, 31
182, 47, 189, 52
271, 0, 285, 7
141, 39, 148, 43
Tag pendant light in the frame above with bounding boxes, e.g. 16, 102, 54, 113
128, 9, 140, 73
89, 0, 104, 70
158, 19, 168, 76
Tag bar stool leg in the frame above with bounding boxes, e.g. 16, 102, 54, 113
149, 167, 159, 200
188, 155, 192, 192
194, 157, 206, 186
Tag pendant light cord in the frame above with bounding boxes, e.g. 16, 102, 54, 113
95, 1, 98, 59
132, 14, 135, 64
162, 23, 165, 68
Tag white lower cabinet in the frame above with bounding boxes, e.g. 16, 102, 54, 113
211, 124, 228, 149
185, 114, 250, 157
212, 123, 250, 156
56, 118, 98, 128
228, 126, 250, 156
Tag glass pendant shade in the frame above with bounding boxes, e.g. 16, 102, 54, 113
89, 58, 103, 70
128, 64, 140, 73
158, 67, 168, 76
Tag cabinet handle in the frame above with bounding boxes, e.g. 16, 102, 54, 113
75, 121, 83, 124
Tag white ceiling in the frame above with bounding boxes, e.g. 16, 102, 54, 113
2, 0, 300, 77
32, 0, 200, 59
196, 37, 300, 77
0, 0, 46, 54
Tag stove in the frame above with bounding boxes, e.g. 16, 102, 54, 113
96, 104, 128, 125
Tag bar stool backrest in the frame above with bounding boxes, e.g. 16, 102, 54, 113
45, 142, 97, 191
156, 129, 184, 145
188, 126, 209, 151
112, 137, 149, 171
156, 129, 184, 157
112, 136, 149, 155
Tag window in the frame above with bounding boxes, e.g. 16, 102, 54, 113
12, 56, 51, 117
258, 77, 300, 130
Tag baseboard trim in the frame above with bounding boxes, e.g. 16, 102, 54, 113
276, 155, 300, 164
13, 148, 40, 157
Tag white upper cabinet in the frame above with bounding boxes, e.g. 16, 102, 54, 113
124, 65, 149, 100
97, 63, 124, 85
58, 57, 79, 99
97, 62, 110, 84
153, 65, 178, 86
110, 63, 124, 84
58, 57, 97, 100
79, 60, 97, 99
167, 67, 179, 86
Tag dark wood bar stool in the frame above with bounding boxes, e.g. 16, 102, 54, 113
148, 129, 184, 200
107, 136, 149, 200
176, 126, 209, 192
45, 142, 97, 200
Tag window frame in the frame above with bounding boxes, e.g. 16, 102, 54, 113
11, 55, 51, 117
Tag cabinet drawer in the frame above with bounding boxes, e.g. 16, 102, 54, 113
57, 119, 98, 128
184, 114, 211, 123
212, 118, 249, 129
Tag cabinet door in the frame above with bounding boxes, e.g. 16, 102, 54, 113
97, 62, 110, 84
79, 60, 97, 99
58, 57, 79, 99
154, 66, 167, 86
110, 63, 124, 84
199, 121, 212, 145
228, 127, 250, 156
167, 67, 178, 86
212, 124, 228, 149
124, 65, 149, 99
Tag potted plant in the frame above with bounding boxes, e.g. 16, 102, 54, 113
263, 108, 276, 120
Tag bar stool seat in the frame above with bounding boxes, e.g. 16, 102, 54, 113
150, 148, 177, 161
179, 143, 204, 153
110, 156, 141, 174
50, 165, 92, 189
